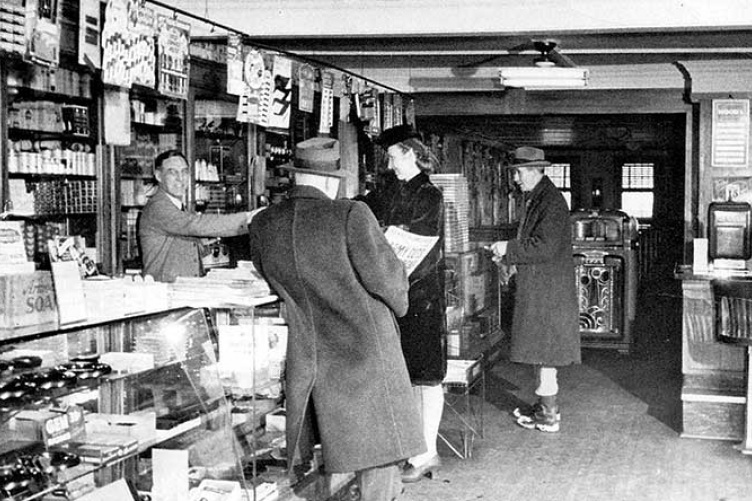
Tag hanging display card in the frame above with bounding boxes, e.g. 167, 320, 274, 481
393, 94, 403, 126
226, 34, 244, 96
298, 64, 316, 113
130, 2, 156, 88
0, 221, 31, 270
78, 0, 101, 68
50, 260, 87, 325
103, 88, 131, 145
102, 0, 132, 87
318, 71, 334, 134
711, 99, 750, 168
156, 15, 191, 99
339, 75, 351, 123
405, 98, 416, 127
383, 92, 394, 131
24, 0, 61, 67
268, 56, 292, 131
237, 50, 272, 126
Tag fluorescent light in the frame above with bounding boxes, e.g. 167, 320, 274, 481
498, 67, 589, 89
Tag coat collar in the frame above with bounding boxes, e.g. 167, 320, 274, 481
401, 171, 431, 193
287, 184, 331, 200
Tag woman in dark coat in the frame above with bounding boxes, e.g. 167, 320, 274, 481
490, 146, 580, 433
359, 124, 447, 482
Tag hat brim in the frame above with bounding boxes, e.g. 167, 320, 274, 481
375, 127, 421, 148
277, 163, 347, 178
506, 160, 551, 169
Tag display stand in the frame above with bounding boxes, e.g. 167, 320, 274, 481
439, 356, 485, 459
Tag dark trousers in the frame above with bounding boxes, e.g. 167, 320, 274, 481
355, 464, 402, 501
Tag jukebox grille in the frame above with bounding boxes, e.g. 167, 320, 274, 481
575, 254, 625, 338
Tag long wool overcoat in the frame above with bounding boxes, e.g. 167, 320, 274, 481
359, 171, 447, 385
504, 175, 581, 367
249, 185, 425, 474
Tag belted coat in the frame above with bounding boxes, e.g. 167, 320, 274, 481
358, 171, 447, 385
503, 176, 581, 366
249, 185, 425, 474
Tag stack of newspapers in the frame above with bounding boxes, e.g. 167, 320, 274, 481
169, 262, 275, 308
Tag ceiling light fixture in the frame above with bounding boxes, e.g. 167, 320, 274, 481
498, 66, 590, 89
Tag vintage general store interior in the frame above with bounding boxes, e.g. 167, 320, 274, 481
2, 1, 752, 500
165, 2, 752, 500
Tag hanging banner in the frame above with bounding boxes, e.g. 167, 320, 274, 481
383, 93, 394, 131
102, 0, 132, 87
298, 63, 316, 113
25, 0, 61, 67
78, 0, 101, 68
268, 55, 292, 131
339, 76, 352, 123
156, 14, 191, 99
318, 71, 334, 134
131, 2, 156, 88
405, 98, 416, 128
393, 94, 403, 127
226, 34, 244, 96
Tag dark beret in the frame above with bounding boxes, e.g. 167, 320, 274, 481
375, 124, 421, 148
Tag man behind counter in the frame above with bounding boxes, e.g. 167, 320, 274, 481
138, 149, 257, 283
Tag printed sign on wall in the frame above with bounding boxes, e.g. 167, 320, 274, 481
712, 99, 750, 168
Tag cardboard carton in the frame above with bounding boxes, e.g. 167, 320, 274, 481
0, 271, 58, 338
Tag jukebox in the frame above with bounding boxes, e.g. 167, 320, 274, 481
571, 209, 639, 353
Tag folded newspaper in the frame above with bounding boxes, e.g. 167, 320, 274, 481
383, 226, 439, 277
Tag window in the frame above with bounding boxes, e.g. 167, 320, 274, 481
621, 162, 654, 218
547, 163, 571, 208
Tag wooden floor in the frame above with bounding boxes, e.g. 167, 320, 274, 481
401, 274, 752, 501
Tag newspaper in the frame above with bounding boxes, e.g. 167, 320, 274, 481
384, 226, 439, 277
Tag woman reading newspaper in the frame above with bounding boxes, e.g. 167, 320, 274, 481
357, 124, 447, 483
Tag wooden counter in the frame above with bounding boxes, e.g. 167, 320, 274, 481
678, 272, 747, 440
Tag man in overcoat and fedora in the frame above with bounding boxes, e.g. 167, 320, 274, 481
490, 146, 580, 433
249, 153, 424, 500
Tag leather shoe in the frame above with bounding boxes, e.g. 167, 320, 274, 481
401, 455, 440, 483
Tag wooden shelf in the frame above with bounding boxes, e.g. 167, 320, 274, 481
9, 87, 93, 104
9, 173, 96, 180
8, 128, 93, 141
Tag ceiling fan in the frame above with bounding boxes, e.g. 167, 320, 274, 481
456, 39, 577, 70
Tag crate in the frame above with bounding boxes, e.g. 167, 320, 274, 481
0, 271, 59, 338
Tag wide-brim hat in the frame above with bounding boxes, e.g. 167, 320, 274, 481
507, 146, 551, 168
375, 124, 421, 148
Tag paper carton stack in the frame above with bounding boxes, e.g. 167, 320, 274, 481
430, 174, 470, 253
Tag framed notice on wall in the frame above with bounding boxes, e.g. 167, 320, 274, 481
711, 99, 750, 168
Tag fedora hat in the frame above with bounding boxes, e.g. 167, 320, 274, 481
280, 137, 346, 177
375, 124, 421, 148
508, 146, 551, 168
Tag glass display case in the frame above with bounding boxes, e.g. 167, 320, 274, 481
0, 307, 254, 500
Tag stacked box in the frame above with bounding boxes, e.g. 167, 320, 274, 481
0, 272, 59, 338
445, 249, 487, 316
